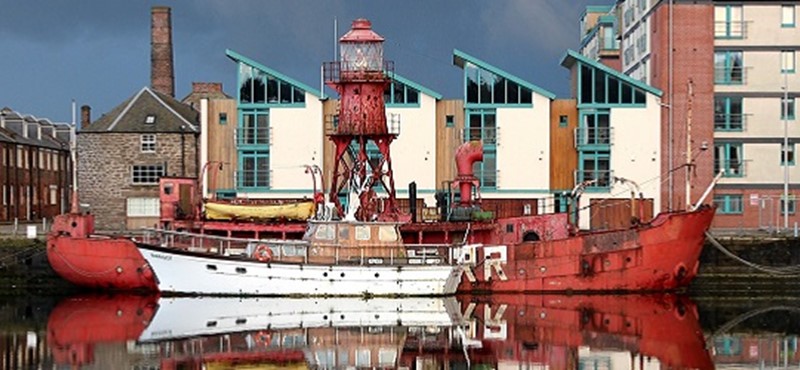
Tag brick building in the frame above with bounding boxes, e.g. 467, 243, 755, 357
77, 6, 199, 230
0, 108, 73, 223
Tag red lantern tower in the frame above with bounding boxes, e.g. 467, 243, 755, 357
324, 19, 398, 221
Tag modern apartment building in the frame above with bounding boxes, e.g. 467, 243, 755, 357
581, 1, 800, 231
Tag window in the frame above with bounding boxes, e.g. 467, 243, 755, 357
144, 115, 156, 124
445, 115, 454, 127
578, 111, 611, 147
714, 5, 744, 38
132, 165, 165, 185
559, 115, 568, 128
384, 79, 420, 105
714, 96, 743, 131
782, 50, 796, 73
239, 110, 269, 145
356, 349, 371, 367
783, 5, 795, 27
579, 151, 611, 188
781, 198, 796, 215
219, 112, 228, 125
465, 62, 532, 105
141, 134, 156, 153
238, 62, 306, 105
713, 194, 743, 214
49, 185, 58, 205
466, 109, 497, 188
715, 51, 744, 84
781, 143, 795, 166
126, 198, 160, 217
239, 151, 269, 188
579, 63, 646, 106
714, 143, 744, 177
782, 97, 795, 120
2, 185, 5, 206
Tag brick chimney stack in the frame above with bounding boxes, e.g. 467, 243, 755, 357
191, 82, 223, 94
151, 6, 175, 97
81, 105, 91, 129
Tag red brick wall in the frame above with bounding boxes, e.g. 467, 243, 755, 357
712, 188, 800, 231
650, 3, 715, 213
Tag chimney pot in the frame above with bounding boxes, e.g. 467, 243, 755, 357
81, 105, 91, 129
151, 6, 175, 97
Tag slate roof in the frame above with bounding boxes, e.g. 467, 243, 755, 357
0, 107, 71, 150
82, 87, 199, 133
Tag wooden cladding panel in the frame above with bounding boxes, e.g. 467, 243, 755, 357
435, 99, 464, 189
207, 99, 238, 191
549, 99, 578, 191
589, 198, 654, 230
322, 99, 339, 193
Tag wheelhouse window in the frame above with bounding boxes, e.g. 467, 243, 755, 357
132, 165, 165, 185
140, 134, 156, 153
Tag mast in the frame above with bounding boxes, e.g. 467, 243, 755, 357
685, 79, 694, 211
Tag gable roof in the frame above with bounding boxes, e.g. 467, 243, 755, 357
452, 49, 557, 100
82, 87, 199, 133
560, 49, 663, 97
226, 49, 322, 98
392, 73, 442, 100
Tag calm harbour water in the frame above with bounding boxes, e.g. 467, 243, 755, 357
1, 293, 798, 369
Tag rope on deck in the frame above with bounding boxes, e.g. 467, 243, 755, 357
706, 231, 800, 276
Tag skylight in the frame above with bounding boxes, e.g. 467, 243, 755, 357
145, 115, 156, 124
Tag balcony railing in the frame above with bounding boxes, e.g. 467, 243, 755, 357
714, 113, 747, 131
714, 21, 747, 39
714, 160, 746, 177
575, 169, 613, 188
235, 127, 270, 146
461, 127, 498, 145
323, 61, 395, 84
714, 66, 746, 85
575, 127, 613, 147
235, 170, 270, 189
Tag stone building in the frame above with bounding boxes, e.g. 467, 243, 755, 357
77, 6, 199, 230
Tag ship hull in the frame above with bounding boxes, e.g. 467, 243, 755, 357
137, 243, 464, 297
458, 206, 716, 293
46, 233, 157, 291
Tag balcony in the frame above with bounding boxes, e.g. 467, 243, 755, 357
714, 113, 747, 132
575, 127, 613, 148
235, 127, 269, 146
461, 127, 498, 145
714, 66, 746, 85
575, 169, 613, 188
714, 21, 747, 40
714, 159, 746, 177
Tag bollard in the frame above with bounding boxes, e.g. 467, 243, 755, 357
13, 218, 18, 236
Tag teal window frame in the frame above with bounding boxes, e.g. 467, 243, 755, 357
578, 150, 611, 189
714, 96, 744, 131
714, 51, 744, 85
465, 108, 497, 189
714, 5, 744, 39
445, 115, 455, 127
714, 142, 744, 177
577, 62, 646, 107
238, 109, 269, 146
577, 110, 611, 149
559, 115, 568, 128
782, 50, 796, 73
237, 62, 306, 107
782, 97, 796, 120
219, 112, 228, 125
464, 63, 533, 107
782, 5, 796, 28
781, 143, 795, 166
384, 80, 420, 107
713, 194, 743, 214
238, 150, 270, 190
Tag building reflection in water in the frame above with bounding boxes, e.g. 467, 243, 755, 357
0, 293, 794, 369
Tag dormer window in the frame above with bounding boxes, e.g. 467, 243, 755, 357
145, 115, 156, 124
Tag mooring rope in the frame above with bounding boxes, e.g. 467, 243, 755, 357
705, 305, 800, 345
705, 231, 800, 276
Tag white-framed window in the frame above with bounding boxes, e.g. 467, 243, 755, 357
132, 165, 165, 185
2, 185, 6, 206
49, 185, 58, 205
126, 198, 160, 217
141, 134, 156, 153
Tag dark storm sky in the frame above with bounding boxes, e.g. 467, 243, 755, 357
0, 1, 598, 123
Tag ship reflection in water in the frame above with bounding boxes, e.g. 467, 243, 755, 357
39, 293, 730, 369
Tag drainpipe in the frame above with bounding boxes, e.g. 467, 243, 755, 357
180, 125, 186, 177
